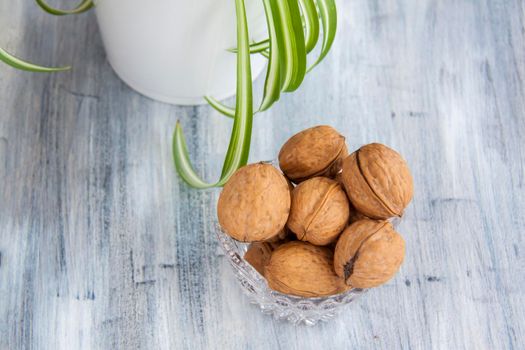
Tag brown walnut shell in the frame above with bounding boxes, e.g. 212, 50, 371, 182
244, 236, 291, 275
287, 177, 350, 246
279, 125, 348, 183
341, 143, 414, 219
265, 241, 349, 297
244, 242, 275, 276
218, 163, 291, 242
334, 219, 405, 289
348, 203, 369, 224
266, 225, 293, 243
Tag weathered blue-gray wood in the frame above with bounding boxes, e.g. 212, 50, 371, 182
1, 0, 524, 349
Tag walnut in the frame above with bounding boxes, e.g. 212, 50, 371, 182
244, 235, 291, 276
334, 219, 405, 288
218, 163, 291, 242
287, 177, 350, 246
244, 242, 275, 276
279, 125, 348, 183
265, 241, 349, 297
341, 143, 414, 219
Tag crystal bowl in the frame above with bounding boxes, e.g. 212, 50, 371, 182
215, 224, 367, 326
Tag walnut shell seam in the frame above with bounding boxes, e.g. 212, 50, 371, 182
355, 148, 400, 217
299, 181, 340, 240
292, 144, 348, 183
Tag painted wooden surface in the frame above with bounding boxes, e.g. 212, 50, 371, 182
1, 1, 524, 349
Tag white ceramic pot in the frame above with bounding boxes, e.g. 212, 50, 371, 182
95, 0, 267, 105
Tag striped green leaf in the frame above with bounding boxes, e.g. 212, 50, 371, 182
229, 39, 270, 54
173, 0, 253, 188
275, 0, 307, 92
172, 122, 217, 189
218, 0, 253, 180
307, 0, 337, 72
258, 0, 282, 112
204, 96, 235, 118
35, 0, 94, 15
0, 48, 70, 72
298, 0, 320, 52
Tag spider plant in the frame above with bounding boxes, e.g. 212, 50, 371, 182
174, 0, 337, 188
1, 0, 337, 189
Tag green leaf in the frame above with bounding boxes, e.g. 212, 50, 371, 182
298, 0, 320, 53
307, 0, 337, 72
172, 122, 217, 189
229, 39, 270, 54
260, 50, 270, 59
218, 0, 253, 181
204, 96, 235, 118
35, 0, 94, 15
275, 0, 307, 92
173, 0, 253, 188
0, 47, 70, 72
258, 0, 282, 111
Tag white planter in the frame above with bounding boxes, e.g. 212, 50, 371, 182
95, 0, 267, 105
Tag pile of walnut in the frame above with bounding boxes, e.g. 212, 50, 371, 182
217, 125, 414, 298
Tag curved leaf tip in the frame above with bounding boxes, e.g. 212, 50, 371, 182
0, 48, 70, 72
35, 0, 94, 16
173, 0, 254, 189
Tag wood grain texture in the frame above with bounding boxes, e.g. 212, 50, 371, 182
1, 0, 524, 349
